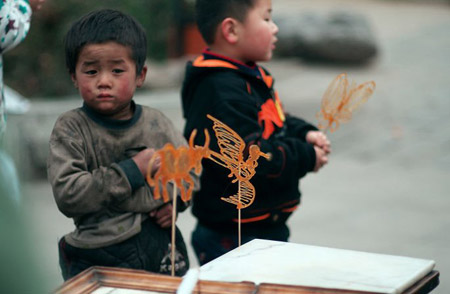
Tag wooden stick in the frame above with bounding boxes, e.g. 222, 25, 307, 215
238, 207, 241, 247
238, 166, 241, 247
171, 183, 177, 277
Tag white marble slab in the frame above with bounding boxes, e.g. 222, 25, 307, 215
199, 239, 435, 294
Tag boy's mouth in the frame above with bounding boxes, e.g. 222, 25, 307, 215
98, 93, 113, 99
272, 38, 278, 49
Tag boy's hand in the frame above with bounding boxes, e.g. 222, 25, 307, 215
132, 148, 160, 177
29, 0, 46, 11
150, 203, 174, 228
313, 146, 328, 172
306, 131, 331, 154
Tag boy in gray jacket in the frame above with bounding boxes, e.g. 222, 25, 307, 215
47, 9, 194, 279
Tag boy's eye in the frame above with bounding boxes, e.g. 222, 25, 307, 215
113, 69, 125, 74
85, 70, 97, 75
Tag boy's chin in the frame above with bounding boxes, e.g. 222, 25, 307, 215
259, 53, 274, 62
90, 105, 133, 120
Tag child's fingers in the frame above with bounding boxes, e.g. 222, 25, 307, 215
313, 145, 330, 172
150, 205, 173, 228
316, 136, 331, 154
157, 214, 172, 228
151, 157, 161, 174
322, 144, 331, 154
149, 203, 170, 219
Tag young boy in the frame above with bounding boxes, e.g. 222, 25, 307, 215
181, 0, 331, 265
47, 9, 194, 280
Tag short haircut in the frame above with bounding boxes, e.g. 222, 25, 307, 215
195, 0, 256, 44
64, 9, 147, 74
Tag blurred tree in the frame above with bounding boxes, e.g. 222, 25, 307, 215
3, 0, 178, 98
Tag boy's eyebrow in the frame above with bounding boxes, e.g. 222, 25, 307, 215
81, 59, 126, 67
81, 60, 99, 67
109, 59, 126, 64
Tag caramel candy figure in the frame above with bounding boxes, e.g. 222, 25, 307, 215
206, 114, 271, 209
146, 129, 210, 203
317, 73, 376, 133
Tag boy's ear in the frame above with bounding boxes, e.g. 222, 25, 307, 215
220, 17, 240, 44
136, 65, 147, 88
71, 73, 78, 88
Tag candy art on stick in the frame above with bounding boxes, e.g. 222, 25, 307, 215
146, 129, 210, 203
146, 129, 210, 276
206, 114, 271, 246
317, 73, 376, 133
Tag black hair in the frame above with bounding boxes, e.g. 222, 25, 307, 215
195, 0, 256, 44
64, 9, 147, 74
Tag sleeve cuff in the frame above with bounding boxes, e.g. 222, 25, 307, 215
118, 159, 145, 191
306, 144, 316, 172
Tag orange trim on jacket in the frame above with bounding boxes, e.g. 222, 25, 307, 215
232, 213, 271, 223
258, 92, 286, 139
281, 205, 298, 213
258, 67, 274, 88
192, 55, 239, 70
231, 205, 298, 224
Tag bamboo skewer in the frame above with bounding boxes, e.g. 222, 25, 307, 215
238, 165, 241, 247
171, 184, 177, 277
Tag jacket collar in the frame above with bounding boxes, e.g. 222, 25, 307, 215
192, 50, 274, 88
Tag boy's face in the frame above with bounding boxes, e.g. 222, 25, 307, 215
236, 0, 278, 63
71, 41, 147, 120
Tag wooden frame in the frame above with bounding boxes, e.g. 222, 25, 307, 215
55, 267, 439, 294
54, 266, 256, 294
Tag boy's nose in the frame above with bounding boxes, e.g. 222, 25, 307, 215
272, 21, 279, 35
97, 73, 112, 87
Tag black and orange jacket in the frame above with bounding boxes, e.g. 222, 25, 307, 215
181, 51, 317, 233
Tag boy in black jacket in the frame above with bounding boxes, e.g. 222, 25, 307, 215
181, 0, 331, 265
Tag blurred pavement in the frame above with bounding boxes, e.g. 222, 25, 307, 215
10, 0, 450, 293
